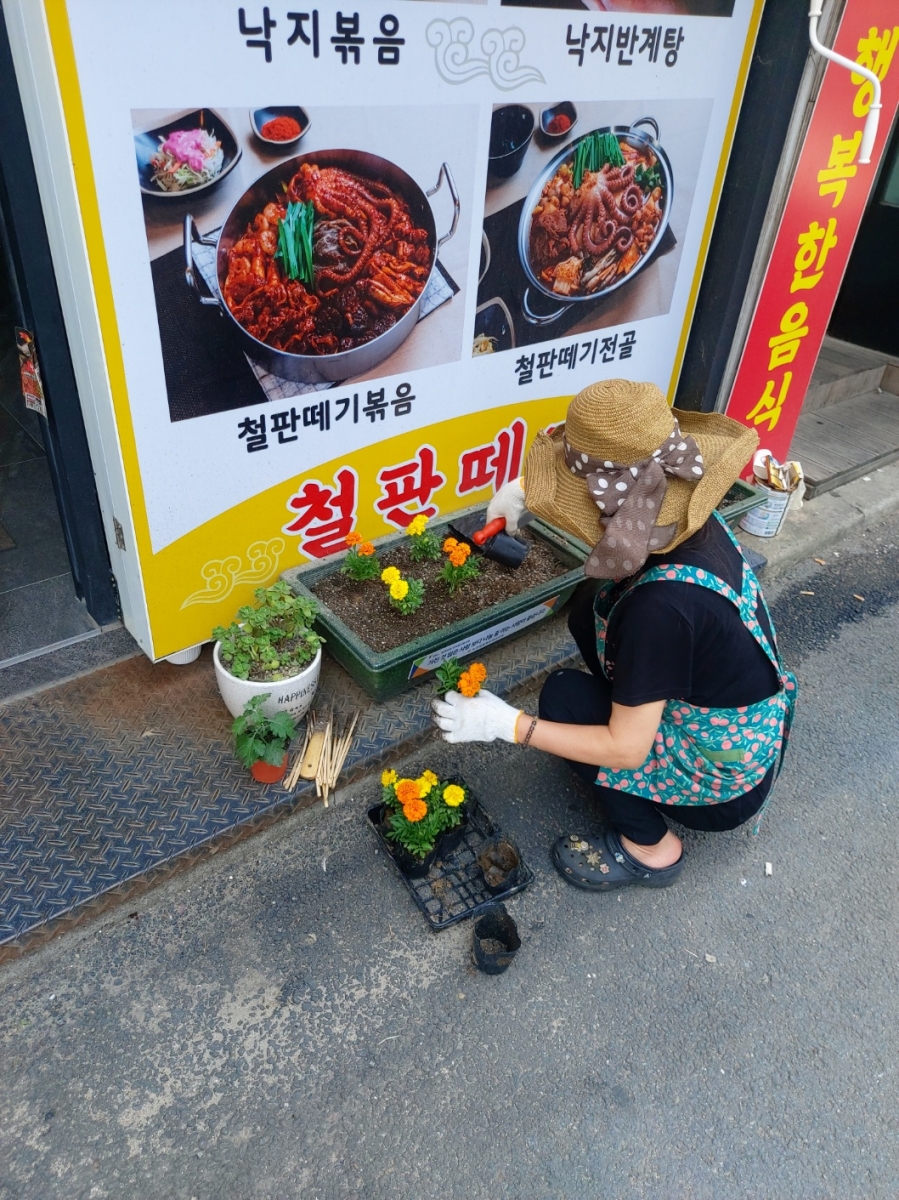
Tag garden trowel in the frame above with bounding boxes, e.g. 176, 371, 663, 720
447, 513, 531, 569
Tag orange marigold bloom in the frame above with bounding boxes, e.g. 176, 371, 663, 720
458, 671, 481, 697
345, 532, 363, 546
358, 541, 376, 556
402, 798, 428, 823
469, 662, 487, 683
395, 778, 422, 805
442, 537, 459, 553
449, 548, 470, 568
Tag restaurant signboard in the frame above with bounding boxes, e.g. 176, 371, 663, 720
8, 0, 762, 656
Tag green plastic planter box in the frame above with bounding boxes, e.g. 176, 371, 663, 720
281, 505, 589, 701
716, 480, 767, 528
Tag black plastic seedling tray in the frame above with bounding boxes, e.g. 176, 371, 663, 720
367, 792, 533, 931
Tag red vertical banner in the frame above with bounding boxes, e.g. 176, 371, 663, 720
724, 4, 899, 466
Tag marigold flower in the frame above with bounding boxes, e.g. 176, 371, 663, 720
443, 784, 465, 808
448, 547, 470, 568
358, 541, 375, 557
421, 769, 438, 787
416, 774, 434, 797
469, 662, 487, 683
390, 579, 410, 601
381, 768, 398, 787
442, 537, 459, 553
407, 515, 428, 537
402, 798, 428, 823
381, 566, 401, 585
395, 778, 422, 805
458, 671, 480, 697
345, 532, 362, 546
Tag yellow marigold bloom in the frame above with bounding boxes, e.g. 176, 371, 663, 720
395, 778, 422, 805
458, 671, 480, 698
381, 566, 401, 584
442, 537, 458, 553
390, 579, 410, 601
469, 662, 487, 683
345, 532, 362, 546
407, 515, 428, 537
448, 547, 470, 568
381, 768, 398, 787
421, 769, 438, 787
416, 775, 434, 797
358, 541, 375, 557
402, 798, 428, 823
443, 784, 465, 808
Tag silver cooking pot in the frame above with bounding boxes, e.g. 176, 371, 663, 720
184, 149, 460, 382
517, 117, 673, 326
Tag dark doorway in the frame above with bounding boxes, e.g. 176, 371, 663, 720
829, 117, 899, 357
0, 208, 102, 664
0, 8, 121, 679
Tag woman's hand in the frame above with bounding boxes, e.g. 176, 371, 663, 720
431, 689, 520, 744
486, 478, 528, 536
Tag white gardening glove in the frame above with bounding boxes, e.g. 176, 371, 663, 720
431, 689, 520, 744
486, 478, 528, 536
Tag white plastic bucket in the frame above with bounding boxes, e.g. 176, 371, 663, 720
739, 483, 791, 538
213, 642, 322, 720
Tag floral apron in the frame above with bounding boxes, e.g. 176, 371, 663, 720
593, 514, 797, 830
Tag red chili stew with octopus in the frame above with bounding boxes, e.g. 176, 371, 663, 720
223, 163, 432, 356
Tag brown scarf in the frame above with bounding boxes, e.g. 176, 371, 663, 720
564, 420, 705, 580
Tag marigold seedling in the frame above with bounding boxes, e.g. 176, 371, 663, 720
438, 537, 480, 594
405, 514, 442, 563
381, 569, 424, 615
341, 532, 381, 582
379, 768, 468, 861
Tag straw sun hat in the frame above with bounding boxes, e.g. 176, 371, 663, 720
525, 379, 758, 580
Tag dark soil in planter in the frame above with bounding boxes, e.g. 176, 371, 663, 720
311, 528, 571, 652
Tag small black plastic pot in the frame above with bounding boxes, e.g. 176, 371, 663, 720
437, 809, 470, 858
375, 805, 438, 878
472, 903, 521, 975
477, 837, 522, 895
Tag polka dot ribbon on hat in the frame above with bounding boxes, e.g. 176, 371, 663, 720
564, 419, 705, 580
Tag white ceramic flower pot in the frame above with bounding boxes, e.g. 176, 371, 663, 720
213, 643, 322, 720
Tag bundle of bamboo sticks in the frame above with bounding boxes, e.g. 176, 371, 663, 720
283, 708, 360, 805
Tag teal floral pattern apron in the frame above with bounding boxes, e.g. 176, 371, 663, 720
594, 514, 797, 821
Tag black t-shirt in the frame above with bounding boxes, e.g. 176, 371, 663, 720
604, 516, 780, 709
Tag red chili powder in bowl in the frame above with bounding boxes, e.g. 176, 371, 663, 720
546, 113, 572, 136
260, 115, 302, 141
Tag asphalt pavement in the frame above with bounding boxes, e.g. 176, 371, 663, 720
2, 515, 899, 1200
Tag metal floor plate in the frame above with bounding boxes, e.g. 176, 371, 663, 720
0, 619, 580, 959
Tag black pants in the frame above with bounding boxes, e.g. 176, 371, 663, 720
536, 583, 770, 845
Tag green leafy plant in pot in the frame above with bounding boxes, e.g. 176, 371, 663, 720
212, 581, 324, 720
233, 694, 297, 783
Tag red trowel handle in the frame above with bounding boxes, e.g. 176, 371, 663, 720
472, 517, 506, 545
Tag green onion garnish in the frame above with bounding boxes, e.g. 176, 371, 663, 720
275, 200, 315, 286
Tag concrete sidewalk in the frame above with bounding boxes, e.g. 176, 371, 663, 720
1, 461, 897, 958
2, 512, 899, 1199
737, 458, 899, 577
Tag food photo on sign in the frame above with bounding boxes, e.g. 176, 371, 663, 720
134, 103, 476, 423
473, 98, 712, 356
